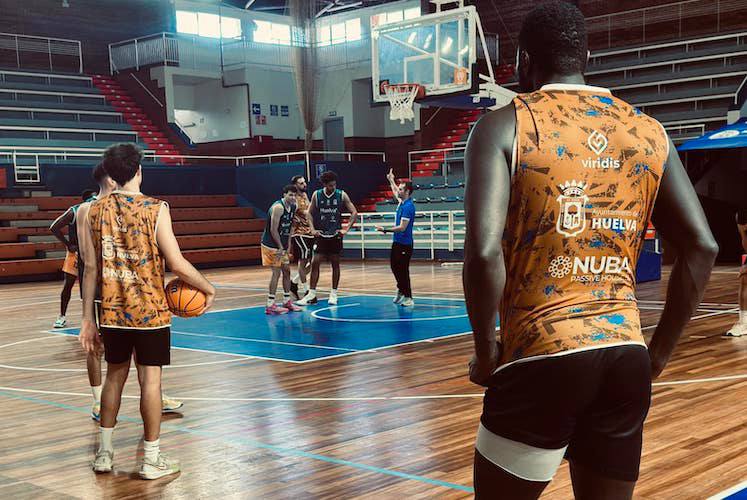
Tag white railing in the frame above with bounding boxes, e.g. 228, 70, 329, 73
111, 32, 374, 75
0, 148, 387, 186
0, 32, 82, 74
407, 145, 466, 180
109, 33, 222, 74
586, 0, 746, 50
344, 210, 465, 259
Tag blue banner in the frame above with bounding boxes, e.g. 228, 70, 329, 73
678, 118, 747, 151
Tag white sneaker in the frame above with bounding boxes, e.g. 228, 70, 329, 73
53, 316, 67, 328
400, 297, 415, 307
328, 291, 338, 306
724, 322, 747, 337
393, 292, 404, 304
92, 450, 113, 473
139, 452, 180, 480
296, 292, 318, 306
161, 395, 183, 413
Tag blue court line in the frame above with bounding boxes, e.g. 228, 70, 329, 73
0, 390, 473, 493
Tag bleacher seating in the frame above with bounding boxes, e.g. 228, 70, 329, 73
0, 193, 263, 282
505, 32, 747, 143
0, 69, 183, 162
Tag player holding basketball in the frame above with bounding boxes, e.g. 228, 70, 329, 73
78, 143, 216, 479
261, 184, 302, 314
376, 169, 416, 307
289, 175, 314, 300
296, 170, 357, 306
463, 2, 718, 498
76, 163, 183, 421
725, 208, 747, 337
49, 188, 97, 328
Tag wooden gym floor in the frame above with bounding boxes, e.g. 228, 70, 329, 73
0, 262, 745, 499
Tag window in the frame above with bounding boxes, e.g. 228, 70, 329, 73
253, 20, 290, 45
404, 7, 420, 20
373, 7, 420, 26
176, 11, 199, 35
221, 17, 242, 39
176, 10, 243, 39
198, 13, 221, 38
345, 18, 361, 41
330, 22, 346, 44
317, 17, 361, 46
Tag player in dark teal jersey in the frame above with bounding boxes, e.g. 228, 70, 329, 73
261, 185, 301, 314
296, 171, 357, 306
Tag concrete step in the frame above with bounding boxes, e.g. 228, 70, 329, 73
0, 205, 37, 213
25, 235, 58, 243
10, 220, 52, 228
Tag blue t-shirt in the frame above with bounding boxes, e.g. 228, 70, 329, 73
393, 198, 415, 246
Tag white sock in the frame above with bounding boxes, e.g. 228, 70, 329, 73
301, 282, 308, 294
99, 427, 114, 453
308, 289, 317, 297
91, 385, 102, 404
283, 292, 290, 303
291, 273, 300, 284
740, 309, 747, 324
267, 294, 275, 307
331, 289, 338, 295
143, 438, 160, 463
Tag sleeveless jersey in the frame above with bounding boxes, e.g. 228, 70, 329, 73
499, 84, 668, 367
315, 188, 343, 237
88, 191, 170, 330
261, 200, 295, 249
291, 191, 312, 236
68, 194, 97, 249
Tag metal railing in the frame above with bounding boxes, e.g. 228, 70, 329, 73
109, 33, 222, 74
0, 148, 387, 186
0, 32, 82, 74
344, 210, 465, 259
586, 0, 747, 50
407, 145, 466, 180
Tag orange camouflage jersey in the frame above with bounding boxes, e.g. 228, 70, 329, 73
499, 83, 668, 367
291, 191, 312, 236
89, 191, 171, 330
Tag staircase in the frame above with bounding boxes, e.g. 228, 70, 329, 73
410, 108, 481, 178
90, 74, 183, 164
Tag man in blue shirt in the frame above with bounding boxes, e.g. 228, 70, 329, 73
377, 169, 416, 306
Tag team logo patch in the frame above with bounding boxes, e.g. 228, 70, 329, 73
587, 130, 608, 155
102, 235, 115, 260
556, 180, 589, 237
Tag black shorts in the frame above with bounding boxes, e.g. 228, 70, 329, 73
315, 235, 343, 255
100, 327, 171, 366
291, 235, 315, 260
479, 345, 651, 482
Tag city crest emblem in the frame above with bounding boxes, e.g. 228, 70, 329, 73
556, 180, 589, 237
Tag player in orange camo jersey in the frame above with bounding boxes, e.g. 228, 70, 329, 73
79, 143, 216, 480
463, 2, 718, 498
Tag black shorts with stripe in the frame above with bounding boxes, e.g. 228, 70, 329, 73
291, 235, 315, 260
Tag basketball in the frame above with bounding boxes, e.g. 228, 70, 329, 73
165, 279, 207, 317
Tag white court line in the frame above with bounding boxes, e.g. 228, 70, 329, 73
312, 303, 467, 323
708, 480, 747, 500
171, 330, 360, 352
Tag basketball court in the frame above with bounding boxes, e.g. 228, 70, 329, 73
1, 0, 746, 498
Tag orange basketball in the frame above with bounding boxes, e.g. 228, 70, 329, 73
165, 278, 207, 318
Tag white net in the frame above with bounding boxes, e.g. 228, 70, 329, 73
384, 84, 421, 124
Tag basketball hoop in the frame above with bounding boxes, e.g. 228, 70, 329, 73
382, 83, 423, 124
